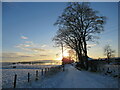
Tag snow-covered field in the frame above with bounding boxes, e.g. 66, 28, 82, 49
2, 69, 39, 88
2, 63, 59, 69
2, 62, 61, 88
2, 61, 61, 69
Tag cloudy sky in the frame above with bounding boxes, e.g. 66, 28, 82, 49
2, 2, 118, 62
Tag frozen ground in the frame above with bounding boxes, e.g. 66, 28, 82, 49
29, 64, 119, 88
2, 64, 119, 88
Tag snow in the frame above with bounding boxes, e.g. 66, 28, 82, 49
29, 64, 118, 88
2, 64, 119, 88
88, 58, 93, 61
2, 63, 60, 69
97, 64, 119, 76
2, 63, 60, 88
2, 69, 39, 88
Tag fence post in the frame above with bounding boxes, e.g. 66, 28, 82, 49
108, 67, 109, 71
47, 68, 49, 74
36, 70, 38, 80
13, 74, 17, 88
41, 69, 43, 76
44, 68, 46, 74
103, 68, 104, 72
28, 72, 30, 82
45, 68, 47, 74
63, 65, 65, 71
48, 68, 49, 72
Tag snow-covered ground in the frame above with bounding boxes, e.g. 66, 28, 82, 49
98, 64, 119, 75
29, 64, 118, 88
2, 63, 61, 88
2, 69, 38, 88
2, 64, 119, 88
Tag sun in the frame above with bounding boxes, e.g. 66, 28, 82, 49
63, 51, 69, 57
55, 50, 69, 60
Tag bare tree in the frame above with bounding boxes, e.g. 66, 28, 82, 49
53, 2, 106, 70
104, 45, 115, 60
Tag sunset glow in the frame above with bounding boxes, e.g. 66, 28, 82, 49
63, 51, 69, 57
56, 56, 62, 61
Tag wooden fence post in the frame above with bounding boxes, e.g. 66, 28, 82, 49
44, 68, 46, 74
49, 67, 51, 72
36, 70, 38, 80
13, 74, 17, 88
41, 69, 43, 76
63, 65, 65, 71
45, 68, 47, 74
108, 67, 109, 71
28, 72, 30, 82
48, 68, 49, 72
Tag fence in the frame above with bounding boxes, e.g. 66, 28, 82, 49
13, 65, 63, 88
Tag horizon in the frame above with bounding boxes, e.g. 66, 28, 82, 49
2, 2, 118, 62
1, 57, 120, 63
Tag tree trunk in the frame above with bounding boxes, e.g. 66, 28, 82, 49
84, 50, 88, 70
78, 54, 84, 68
83, 37, 88, 70
76, 48, 85, 69
78, 39, 85, 69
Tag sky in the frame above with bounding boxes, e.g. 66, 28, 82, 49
2, 2, 118, 62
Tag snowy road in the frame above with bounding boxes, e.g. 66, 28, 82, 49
30, 64, 118, 88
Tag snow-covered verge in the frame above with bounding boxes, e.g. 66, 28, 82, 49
87, 61, 119, 78
100, 64, 119, 72
95, 64, 119, 78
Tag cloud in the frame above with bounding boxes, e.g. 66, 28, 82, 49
2, 52, 33, 58
87, 44, 96, 47
25, 41, 33, 44
41, 45, 47, 48
19, 55, 31, 57
15, 41, 48, 53
30, 48, 46, 52
2, 52, 51, 62
16, 44, 32, 48
21, 36, 28, 39
39, 55, 48, 57
15, 44, 46, 52
2, 53, 18, 58
15, 41, 34, 51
